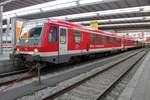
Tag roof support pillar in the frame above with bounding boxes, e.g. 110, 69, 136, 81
11, 17, 16, 53
6, 18, 10, 45
0, 6, 3, 55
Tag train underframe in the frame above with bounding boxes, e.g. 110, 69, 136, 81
10, 46, 142, 68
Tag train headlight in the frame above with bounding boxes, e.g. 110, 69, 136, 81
17, 48, 20, 52
34, 48, 38, 53
25, 39, 29, 43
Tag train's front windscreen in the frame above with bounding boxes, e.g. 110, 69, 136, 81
17, 21, 43, 46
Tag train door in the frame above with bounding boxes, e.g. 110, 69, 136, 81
46, 23, 59, 63
59, 26, 69, 63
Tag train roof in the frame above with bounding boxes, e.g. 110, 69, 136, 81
26, 18, 135, 40
48, 18, 122, 38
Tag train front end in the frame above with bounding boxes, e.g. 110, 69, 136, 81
10, 20, 46, 67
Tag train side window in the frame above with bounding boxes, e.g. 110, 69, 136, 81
114, 38, 117, 43
60, 28, 66, 44
102, 36, 106, 44
111, 38, 114, 44
96, 35, 101, 44
119, 39, 121, 43
48, 26, 57, 42
107, 36, 111, 43
74, 30, 81, 43
116, 38, 120, 43
112, 37, 116, 44
90, 33, 95, 44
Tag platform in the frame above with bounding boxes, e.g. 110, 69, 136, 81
118, 50, 150, 100
0, 48, 12, 61
0, 54, 9, 61
0, 53, 10, 61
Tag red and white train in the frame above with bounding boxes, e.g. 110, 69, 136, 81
10, 18, 144, 65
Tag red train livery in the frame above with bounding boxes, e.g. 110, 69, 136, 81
11, 18, 144, 64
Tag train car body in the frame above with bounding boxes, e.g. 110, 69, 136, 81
11, 18, 143, 65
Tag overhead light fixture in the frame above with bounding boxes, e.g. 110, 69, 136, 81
79, 0, 103, 5
109, 17, 144, 22
144, 16, 150, 20
99, 22, 150, 27
42, 2, 77, 12
69, 16, 149, 25
142, 7, 150, 12
98, 7, 140, 16
54, 12, 97, 20
79, 0, 119, 5
16, 9, 41, 16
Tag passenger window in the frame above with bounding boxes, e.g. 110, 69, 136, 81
60, 28, 66, 44
74, 30, 81, 43
111, 37, 115, 44
113, 38, 117, 44
49, 26, 57, 42
116, 38, 120, 43
90, 33, 95, 45
118, 39, 121, 43
96, 35, 101, 44
102, 36, 106, 44
107, 36, 111, 43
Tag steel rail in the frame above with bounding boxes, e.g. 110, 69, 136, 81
0, 69, 28, 78
0, 68, 35, 87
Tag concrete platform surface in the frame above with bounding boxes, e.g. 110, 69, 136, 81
118, 50, 150, 100
0, 53, 10, 61
0, 49, 12, 61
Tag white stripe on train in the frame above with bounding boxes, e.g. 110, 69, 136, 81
16, 46, 136, 57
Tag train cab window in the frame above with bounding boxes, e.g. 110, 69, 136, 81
49, 26, 57, 42
90, 33, 95, 45
74, 30, 81, 43
60, 28, 66, 44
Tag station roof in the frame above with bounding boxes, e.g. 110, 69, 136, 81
1, 0, 150, 29
1, 0, 54, 12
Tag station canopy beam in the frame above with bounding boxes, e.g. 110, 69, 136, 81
0, 0, 16, 6
0, 6, 3, 55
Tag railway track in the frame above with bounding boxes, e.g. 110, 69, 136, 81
42, 49, 149, 100
0, 49, 139, 88
0, 69, 28, 78
0, 68, 34, 87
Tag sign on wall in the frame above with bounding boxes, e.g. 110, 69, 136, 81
90, 21, 99, 29
16, 21, 23, 42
